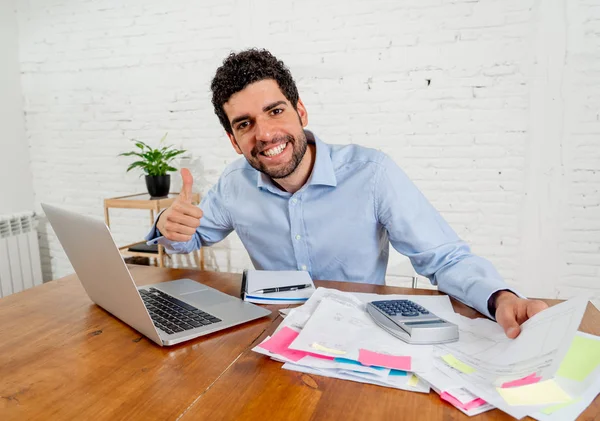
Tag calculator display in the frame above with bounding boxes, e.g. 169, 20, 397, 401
404, 320, 444, 326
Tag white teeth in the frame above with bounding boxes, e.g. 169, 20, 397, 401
263, 143, 286, 157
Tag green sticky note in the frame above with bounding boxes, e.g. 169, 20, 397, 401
442, 354, 476, 374
541, 398, 581, 415
557, 335, 600, 381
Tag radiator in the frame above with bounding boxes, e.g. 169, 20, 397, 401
0, 212, 43, 297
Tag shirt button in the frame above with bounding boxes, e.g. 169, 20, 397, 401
291, 198, 297, 204
301, 265, 307, 271
295, 234, 301, 240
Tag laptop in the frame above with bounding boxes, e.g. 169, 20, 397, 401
42, 203, 271, 346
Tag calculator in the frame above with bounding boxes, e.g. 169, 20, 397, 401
366, 299, 459, 345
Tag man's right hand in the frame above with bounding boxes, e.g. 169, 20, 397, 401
156, 168, 203, 242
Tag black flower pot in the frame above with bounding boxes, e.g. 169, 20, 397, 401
145, 175, 170, 198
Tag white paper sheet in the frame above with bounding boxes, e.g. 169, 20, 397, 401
281, 362, 430, 393
287, 297, 433, 373
278, 287, 456, 333
436, 296, 590, 385
530, 332, 600, 421
433, 357, 532, 419
419, 365, 495, 416
279, 288, 366, 332
252, 338, 391, 378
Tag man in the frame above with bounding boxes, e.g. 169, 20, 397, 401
146, 49, 547, 338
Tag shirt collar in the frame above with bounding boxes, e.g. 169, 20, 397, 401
306, 131, 337, 187
256, 130, 337, 192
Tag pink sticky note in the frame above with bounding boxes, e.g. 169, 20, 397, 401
258, 327, 306, 362
358, 349, 411, 371
501, 373, 542, 388
258, 327, 334, 362
440, 392, 487, 411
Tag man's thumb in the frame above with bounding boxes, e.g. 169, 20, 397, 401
180, 168, 194, 203
505, 323, 521, 339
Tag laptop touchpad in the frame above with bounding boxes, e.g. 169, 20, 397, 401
185, 290, 234, 307
157, 279, 208, 296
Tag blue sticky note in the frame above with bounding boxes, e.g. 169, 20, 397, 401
334, 357, 362, 365
334, 357, 386, 371
389, 369, 408, 376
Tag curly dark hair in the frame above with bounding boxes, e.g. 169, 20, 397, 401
210, 49, 299, 135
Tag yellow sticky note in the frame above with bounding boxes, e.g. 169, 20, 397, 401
496, 379, 571, 406
442, 354, 476, 374
541, 398, 581, 415
408, 374, 419, 387
557, 335, 600, 381
311, 343, 346, 355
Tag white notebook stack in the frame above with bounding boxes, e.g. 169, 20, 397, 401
241, 270, 316, 304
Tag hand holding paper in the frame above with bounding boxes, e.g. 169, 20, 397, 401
492, 291, 549, 338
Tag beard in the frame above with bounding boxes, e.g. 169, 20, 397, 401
246, 130, 308, 180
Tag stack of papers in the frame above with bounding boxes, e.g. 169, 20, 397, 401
251, 287, 600, 419
423, 296, 599, 419
253, 288, 440, 393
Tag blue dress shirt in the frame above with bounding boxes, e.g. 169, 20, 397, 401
146, 131, 512, 318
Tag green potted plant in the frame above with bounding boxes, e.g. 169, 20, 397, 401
119, 133, 186, 198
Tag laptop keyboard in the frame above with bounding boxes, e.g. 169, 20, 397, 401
140, 287, 221, 335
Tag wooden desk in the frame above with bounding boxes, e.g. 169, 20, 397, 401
1, 268, 598, 421
0, 266, 272, 420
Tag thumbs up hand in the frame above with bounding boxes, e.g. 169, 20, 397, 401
157, 168, 203, 242
179, 167, 194, 204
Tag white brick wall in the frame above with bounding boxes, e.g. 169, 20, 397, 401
13, 0, 600, 307
1, 0, 34, 215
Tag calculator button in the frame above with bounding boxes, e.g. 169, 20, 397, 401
374, 300, 430, 318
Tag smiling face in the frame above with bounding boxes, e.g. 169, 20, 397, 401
223, 79, 309, 180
